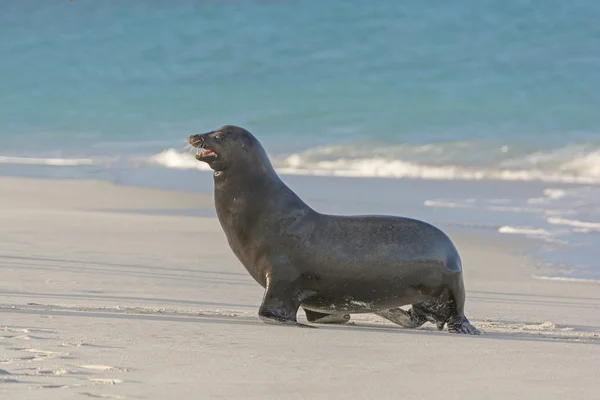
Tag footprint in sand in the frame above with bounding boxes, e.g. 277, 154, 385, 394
1, 329, 55, 348
79, 365, 115, 371
33, 384, 70, 389
0, 378, 25, 384
35, 368, 69, 376
1, 366, 73, 379
1, 327, 56, 334
89, 378, 124, 385
23, 348, 60, 355
1, 367, 83, 391
79, 364, 129, 373
78, 365, 127, 387
0, 370, 38, 385
8, 348, 69, 362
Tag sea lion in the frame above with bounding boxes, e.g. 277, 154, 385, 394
188, 125, 480, 334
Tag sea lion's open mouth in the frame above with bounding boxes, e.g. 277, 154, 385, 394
195, 146, 218, 162
189, 136, 218, 162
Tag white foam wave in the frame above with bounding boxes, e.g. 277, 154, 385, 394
275, 144, 600, 184
280, 157, 489, 180
498, 226, 550, 236
547, 217, 600, 232
277, 158, 600, 183
559, 150, 600, 178
145, 144, 600, 185
0, 156, 95, 166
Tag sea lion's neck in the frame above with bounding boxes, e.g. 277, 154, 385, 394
212, 166, 313, 273
213, 166, 312, 233
214, 167, 308, 216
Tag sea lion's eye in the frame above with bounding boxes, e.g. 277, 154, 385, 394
214, 135, 223, 141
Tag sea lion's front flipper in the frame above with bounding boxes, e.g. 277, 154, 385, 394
258, 277, 315, 328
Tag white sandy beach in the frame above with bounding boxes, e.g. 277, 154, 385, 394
1, 176, 599, 400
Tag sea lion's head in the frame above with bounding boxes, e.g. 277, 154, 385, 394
188, 125, 272, 173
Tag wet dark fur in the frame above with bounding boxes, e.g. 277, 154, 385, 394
189, 125, 480, 334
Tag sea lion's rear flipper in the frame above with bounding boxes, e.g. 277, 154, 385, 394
303, 309, 350, 324
375, 307, 428, 328
447, 316, 480, 335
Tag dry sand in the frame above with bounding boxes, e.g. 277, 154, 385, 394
1, 177, 598, 399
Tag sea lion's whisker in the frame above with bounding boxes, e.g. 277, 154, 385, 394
182, 143, 196, 154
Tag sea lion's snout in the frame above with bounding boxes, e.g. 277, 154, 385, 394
189, 134, 218, 163
188, 134, 203, 147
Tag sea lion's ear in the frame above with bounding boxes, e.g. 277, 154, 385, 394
241, 137, 252, 152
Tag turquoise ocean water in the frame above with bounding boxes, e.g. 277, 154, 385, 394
1, 1, 599, 278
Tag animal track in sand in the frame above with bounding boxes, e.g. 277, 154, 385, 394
89, 378, 123, 385
33, 384, 70, 389
7, 347, 69, 362
78, 365, 128, 387
79, 365, 123, 372
0, 366, 74, 379
0, 326, 129, 396
0, 327, 51, 341
1, 326, 57, 364
1, 334, 44, 341
80, 393, 127, 399
0, 378, 25, 384
22, 348, 60, 355
1, 326, 56, 334
35, 368, 69, 376
60, 341, 115, 348
0, 370, 38, 385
